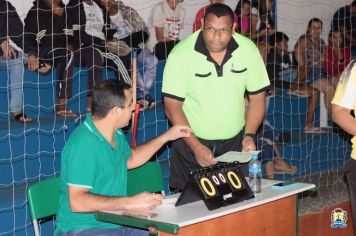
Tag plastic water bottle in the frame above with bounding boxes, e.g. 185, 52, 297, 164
249, 154, 262, 193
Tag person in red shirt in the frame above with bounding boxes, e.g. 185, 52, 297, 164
324, 28, 351, 88
192, 0, 238, 32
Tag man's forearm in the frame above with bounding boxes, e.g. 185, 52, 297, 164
69, 191, 130, 212
245, 92, 266, 134
128, 134, 168, 169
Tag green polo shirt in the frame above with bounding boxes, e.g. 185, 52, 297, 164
55, 114, 131, 234
162, 31, 270, 140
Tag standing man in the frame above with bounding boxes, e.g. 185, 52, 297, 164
332, 59, 356, 235
162, 3, 270, 191
0, 0, 51, 123
55, 80, 192, 235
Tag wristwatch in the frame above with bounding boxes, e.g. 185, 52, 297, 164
243, 133, 256, 142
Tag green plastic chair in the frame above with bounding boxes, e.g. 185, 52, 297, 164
27, 177, 61, 236
127, 162, 165, 196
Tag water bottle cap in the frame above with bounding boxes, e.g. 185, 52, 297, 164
252, 154, 258, 160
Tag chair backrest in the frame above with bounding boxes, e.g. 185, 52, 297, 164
127, 162, 164, 196
27, 177, 61, 221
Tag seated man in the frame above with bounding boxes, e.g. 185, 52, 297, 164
55, 80, 192, 235
149, 0, 185, 61
99, 0, 158, 110
0, 0, 50, 123
66, 0, 131, 87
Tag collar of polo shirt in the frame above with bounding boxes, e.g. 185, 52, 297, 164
194, 31, 239, 77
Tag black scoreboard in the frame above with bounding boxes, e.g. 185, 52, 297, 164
176, 161, 255, 211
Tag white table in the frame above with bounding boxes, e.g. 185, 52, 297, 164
96, 179, 315, 235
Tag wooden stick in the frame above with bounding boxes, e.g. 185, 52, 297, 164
131, 50, 139, 147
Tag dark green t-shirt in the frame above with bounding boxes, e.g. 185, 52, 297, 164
55, 114, 131, 234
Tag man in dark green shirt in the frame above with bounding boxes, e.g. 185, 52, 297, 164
56, 80, 192, 235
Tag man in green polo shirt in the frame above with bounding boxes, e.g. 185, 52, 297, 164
162, 3, 270, 190
55, 80, 192, 235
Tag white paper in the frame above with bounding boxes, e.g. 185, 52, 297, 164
215, 151, 261, 163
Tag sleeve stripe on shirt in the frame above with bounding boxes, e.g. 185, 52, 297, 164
246, 85, 271, 95
67, 183, 92, 189
162, 92, 185, 101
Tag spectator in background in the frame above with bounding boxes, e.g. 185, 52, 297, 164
234, 0, 251, 36
100, 0, 158, 110
25, 0, 103, 117
332, 59, 356, 236
324, 28, 351, 88
294, 18, 334, 119
66, 0, 131, 99
150, 0, 185, 61
267, 31, 323, 133
245, 95, 297, 179
258, 125, 297, 179
250, 0, 275, 42
193, 0, 224, 32
267, 32, 310, 95
0, 0, 51, 123
332, 0, 356, 57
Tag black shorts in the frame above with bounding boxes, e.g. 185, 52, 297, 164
169, 129, 248, 190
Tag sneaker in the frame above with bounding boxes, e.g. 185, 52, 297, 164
137, 98, 149, 111
286, 89, 309, 97
144, 95, 156, 108
304, 127, 328, 133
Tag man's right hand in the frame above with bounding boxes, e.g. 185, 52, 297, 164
1, 40, 17, 59
27, 54, 51, 73
126, 192, 163, 212
193, 144, 217, 167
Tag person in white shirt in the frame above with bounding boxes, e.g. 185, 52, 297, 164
100, 0, 158, 110
149, 0, 185, 60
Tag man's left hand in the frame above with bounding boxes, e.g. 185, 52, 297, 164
242, 136, 256, 152
1, 40, 16, 59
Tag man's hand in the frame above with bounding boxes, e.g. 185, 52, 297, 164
193, 144, 217, 167
1, 40, 17, 59
242, 136, 256, 152
27, 54, 51, 73
27, 54, 39, 71
126, 192, 163, 212
38, 63, 51, 73
164, 125, 192, 141
100, 0, 118, 16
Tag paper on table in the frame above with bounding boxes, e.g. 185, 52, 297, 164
215, 151, 261, 163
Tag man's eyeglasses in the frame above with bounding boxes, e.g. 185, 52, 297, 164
203, 26, 232, 35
